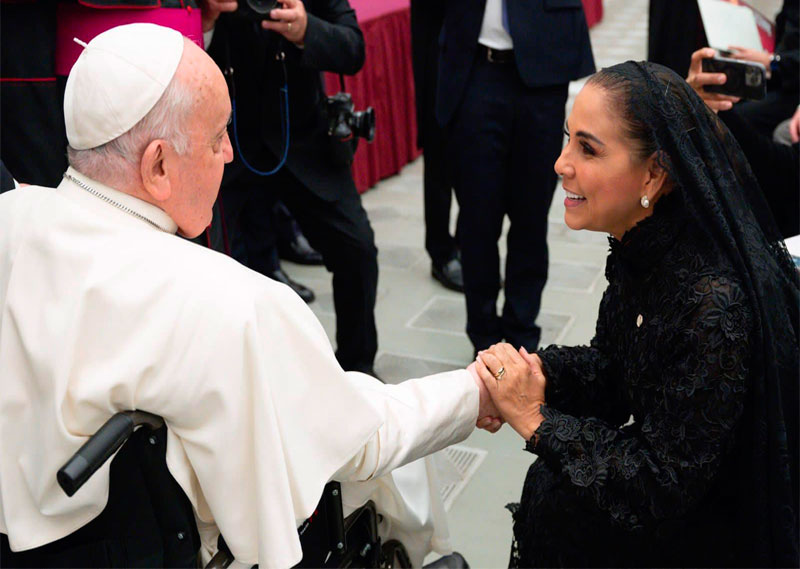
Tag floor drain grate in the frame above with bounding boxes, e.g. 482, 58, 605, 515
439, 445, 488, 511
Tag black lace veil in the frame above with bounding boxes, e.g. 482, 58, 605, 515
588, 61, 799, 566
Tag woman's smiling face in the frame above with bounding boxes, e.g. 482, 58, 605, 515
554, 83, 660, 240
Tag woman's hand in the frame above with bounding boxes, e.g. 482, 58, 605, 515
686, 47, 741, 113
475, 343, 546, 440
263, 0, 309, 45
789, 106, 800, 144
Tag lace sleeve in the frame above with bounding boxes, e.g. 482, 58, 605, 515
538, 288, 629, 425
531, 276, 752, 531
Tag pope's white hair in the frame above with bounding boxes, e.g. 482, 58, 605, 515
66, 72, 193, 188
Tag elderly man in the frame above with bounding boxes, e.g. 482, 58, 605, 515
0, 24, 505, 568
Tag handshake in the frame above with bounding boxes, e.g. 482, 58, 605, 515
468, 343, 548, 442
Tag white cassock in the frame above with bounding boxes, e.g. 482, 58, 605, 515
0, 168, 479, 568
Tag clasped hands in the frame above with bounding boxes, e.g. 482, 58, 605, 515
469, 343, 547, 441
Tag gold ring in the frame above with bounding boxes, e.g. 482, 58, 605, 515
494, 366, 506, 380
287, 22, 293, 31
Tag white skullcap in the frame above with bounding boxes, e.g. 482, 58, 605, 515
64, 23, 185, 150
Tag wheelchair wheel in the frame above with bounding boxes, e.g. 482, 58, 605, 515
380, 540, 411, 569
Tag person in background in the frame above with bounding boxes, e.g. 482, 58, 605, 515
687, 47, 799, 237
410, 0, 463, 292
436, 0, 595, 356
201, 0, 382, 377
724, 0, 798, 140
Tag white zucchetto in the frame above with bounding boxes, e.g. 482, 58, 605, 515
64, 23, 184, 150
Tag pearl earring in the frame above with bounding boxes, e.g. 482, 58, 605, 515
640, 195, 650, 208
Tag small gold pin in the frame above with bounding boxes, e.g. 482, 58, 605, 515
636, 314, 643, 328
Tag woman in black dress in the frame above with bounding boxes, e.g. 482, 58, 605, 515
475, 61, 799, 568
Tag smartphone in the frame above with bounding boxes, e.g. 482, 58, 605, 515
701, 56, 767, 101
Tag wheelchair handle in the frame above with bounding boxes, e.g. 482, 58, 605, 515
57, 411, 164, 497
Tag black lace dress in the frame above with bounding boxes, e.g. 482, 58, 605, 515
510, 192, 760, 567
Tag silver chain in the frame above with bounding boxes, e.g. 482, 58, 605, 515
63, 173, 172, 233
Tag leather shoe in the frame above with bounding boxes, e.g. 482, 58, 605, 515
432, 257, 464, 292
423, 552, 469, 569
269, 269, 315, 304
279, 234, 324, 265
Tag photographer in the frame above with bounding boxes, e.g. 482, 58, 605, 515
201, 0, 380, 377
687, 47, 799, 238
724, 0, 798, 139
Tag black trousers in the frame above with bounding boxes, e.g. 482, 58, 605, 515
220, 165, 379, 373
419, 38, 457, 267
448, 56, 568, 352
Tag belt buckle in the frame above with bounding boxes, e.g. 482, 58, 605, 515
486, 46, 498, 63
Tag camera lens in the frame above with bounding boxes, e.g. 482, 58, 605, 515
351, 107, 375, 142
246, 0, 279, 15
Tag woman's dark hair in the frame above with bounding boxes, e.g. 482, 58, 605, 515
586, 69, 659, 162
586, 61, 799, 567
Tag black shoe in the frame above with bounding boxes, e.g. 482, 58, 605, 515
279, 234, 324, 265
432, 257, 464, 292
269, 269, 315, 304
423, 552, 470, 569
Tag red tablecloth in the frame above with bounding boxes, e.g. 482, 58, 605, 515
330, 0, 603, 193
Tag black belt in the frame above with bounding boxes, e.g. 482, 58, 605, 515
478, 44, 514, 64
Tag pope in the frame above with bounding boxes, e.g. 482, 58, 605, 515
0, 23, 513, 568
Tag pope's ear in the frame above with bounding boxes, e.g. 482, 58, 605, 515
140, 139, 172, 202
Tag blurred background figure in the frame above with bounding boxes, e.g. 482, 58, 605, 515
436, 0, 595, 355
202, 0, 382, 377
410, 0, 463, 293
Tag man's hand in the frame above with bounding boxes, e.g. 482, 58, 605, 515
686, 47, 741, 113
789, 106, 800, 144
467, 362, 503, 433
263, 0, 309, 45
200, 0, 238, 33
475, 344, 546, 441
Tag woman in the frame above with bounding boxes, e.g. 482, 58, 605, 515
475, 61, 799, 567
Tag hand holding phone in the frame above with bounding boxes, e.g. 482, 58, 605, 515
686, 48, 741, 112
701, 55, 767, 101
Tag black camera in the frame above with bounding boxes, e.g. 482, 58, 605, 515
238, 0, 279, 21
701, 56, 767, 101
326, 92, 375, 142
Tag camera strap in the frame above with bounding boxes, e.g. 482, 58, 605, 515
225, 30, 291, 177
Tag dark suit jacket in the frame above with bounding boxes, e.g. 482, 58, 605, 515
208, 0, 364, 201
436, 0, 595, 126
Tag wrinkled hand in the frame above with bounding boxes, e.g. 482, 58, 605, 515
467, 362, 503, 433
686, 48, 741, 113
728, 45, 772, 70
200, 0, 238, 32
263, 0, 308, 45
789, 106, 800, 144
475, 344, 546, 440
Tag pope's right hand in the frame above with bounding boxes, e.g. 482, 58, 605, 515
201, 0, 239, 32
467, 362, 503, 433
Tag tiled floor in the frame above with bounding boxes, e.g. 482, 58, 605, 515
286, 1, 648, 565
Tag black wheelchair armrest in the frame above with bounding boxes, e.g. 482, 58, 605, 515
57, 411, 164, 497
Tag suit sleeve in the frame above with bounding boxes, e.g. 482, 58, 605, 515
300, 0, 365, 74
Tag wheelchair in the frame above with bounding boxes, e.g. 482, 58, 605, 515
1, 411, 415, 568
